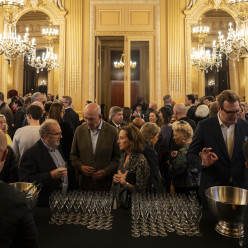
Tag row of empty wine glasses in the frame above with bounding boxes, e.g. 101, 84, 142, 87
49, 190, 113, 230
131, 191, 203, 238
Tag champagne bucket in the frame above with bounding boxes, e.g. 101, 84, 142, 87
9, 182, 41, 209
205, 186, 248, 238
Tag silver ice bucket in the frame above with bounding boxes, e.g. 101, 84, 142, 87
9, 182, 40, 209
205, 186, 248, 238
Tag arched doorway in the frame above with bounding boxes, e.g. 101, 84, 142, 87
16, 11, 51, 95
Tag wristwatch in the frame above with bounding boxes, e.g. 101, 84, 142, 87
125, 182, 129, 188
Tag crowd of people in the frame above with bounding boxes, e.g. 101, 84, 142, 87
1, 89, 248, 246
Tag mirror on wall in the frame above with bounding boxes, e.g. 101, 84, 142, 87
16, 11, 59, 95
191, 9, 235, 96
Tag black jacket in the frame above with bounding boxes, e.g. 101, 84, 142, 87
187, 115, 248, 199
0, 146, 18, 183
143, 142, 162, 194
0, 181, 38, 248
63, 108, 80, 132
19, 140, 77, 206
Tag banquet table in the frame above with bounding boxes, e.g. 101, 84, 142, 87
33, 207, 241, 248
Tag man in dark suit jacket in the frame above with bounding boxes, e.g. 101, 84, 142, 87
61, 95, 79, 132
0, 130, 38, 248
71, 103, 120, 191
108, 106, 125, 130
19, 119, 74, 206
187, 90, 248, 200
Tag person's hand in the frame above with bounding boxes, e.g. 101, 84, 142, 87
199, 147, 218, 167
93, 170, 106, 180
113, 173, 121, 183
245, 162, 248, 169
50, 168, 67, 179
80, 165, 95, 176
119, 171, 128, 186
171, 151, 178, 158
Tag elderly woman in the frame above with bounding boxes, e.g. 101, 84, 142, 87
0, 114, 12, 146
169, 120, 199, 195
140, 122, 162, 194
194, 104, 209, 125
0, 114, 18, 183
112, 125, 150, 208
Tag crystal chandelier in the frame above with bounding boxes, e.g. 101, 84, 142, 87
191, 16, 221, 72
192, 17, 210, 44
217, 22, 248, 63
28, 21, 59, 73
41, 21, 59, 45
28, 46, 58, 73
114, 53, 137, 69
0, 0, 35, 65
191, 43, 222, 72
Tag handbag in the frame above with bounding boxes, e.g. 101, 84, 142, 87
186, 165, 200, 188
119, 188, 131, 209
118, 171, 136, 209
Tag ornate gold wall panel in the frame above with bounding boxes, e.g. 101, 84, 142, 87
95, 5, 154, 32
90, 0, 160, 109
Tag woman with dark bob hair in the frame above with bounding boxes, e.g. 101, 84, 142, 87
112, 125, 150, 208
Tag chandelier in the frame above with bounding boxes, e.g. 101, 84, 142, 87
191, 43, 222, 72
28, 20, 59, 73
190, 15, 221, 72
0, 0, 35, 65
41, 21, 59, 45
192, 17, 210, 44
28, 46, 58, 73
217, 21, 248, 64
114, 53, 137, 69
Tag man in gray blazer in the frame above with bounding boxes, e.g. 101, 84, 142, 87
71, 103, 120, 191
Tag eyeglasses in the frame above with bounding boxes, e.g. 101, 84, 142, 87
47, 132, 62, 136
221, 107, 241, 116
84, 116, 99, 122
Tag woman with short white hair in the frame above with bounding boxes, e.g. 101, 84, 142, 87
169, 120, 200, 195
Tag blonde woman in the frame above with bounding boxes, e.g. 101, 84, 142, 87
169, 120, 199, 195
0, 114, 12, 146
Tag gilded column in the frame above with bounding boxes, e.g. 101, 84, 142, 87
13, 57, 24, 95
243, 59, 248, 102
65, 0, 83, 113
229, 60, 240, 96
167, 0, 186, 103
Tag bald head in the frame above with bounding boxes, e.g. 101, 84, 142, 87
149, 102, 158, 111
174, 103, 187, 119
84, 103, 102, 131
32, 101, 44, 111
84, 103, 101, 115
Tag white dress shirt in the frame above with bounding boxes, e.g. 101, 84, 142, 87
217, 113, 235, 159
